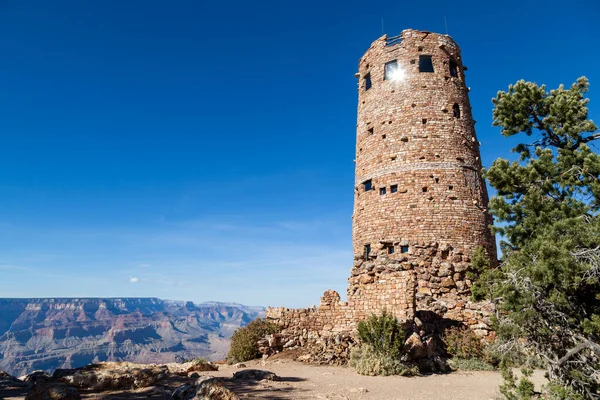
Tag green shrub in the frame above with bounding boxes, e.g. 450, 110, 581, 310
226, 319, 280, 364
448, 357, 495, 371
443, 326, 484, 359
349, 344, 418, 376
543, 383, 584, 400
357, 310, 405, 358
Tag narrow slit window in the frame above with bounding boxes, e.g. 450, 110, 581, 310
449, 60, 458, 77
390, 184, 398, 193
364, 73, 372, 90
384, 60, 398, 80
379, 187, 386, 195
364, 244, 371, 259
363, 179, 372, 191
400, 245, 409, 254
453, 103, 461, 118
419, 55, 434, 73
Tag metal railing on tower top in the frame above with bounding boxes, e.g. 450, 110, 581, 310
385, 34, 402, 47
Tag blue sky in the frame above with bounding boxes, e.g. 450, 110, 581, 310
0, 0, 598, 307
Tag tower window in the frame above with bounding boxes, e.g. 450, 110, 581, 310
368, 127, 374, 135
453, 103, 461, 118
422, 187, 428, 192
364, 244, 371, 259
387, 245, 395, 254
364, 73, 372, 90
390, 185, 398, 193
379, 187, 386, 195
419, 55, 434, 73
363, 179, 372, 191
449, 60, 458, 77
384, 60, 398, 80
400, 245, 409, 253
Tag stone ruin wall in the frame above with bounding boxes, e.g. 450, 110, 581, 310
266, 271, 415, 339
265, 29, 497, 357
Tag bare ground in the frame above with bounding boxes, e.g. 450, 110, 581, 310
1, 359, 547, 400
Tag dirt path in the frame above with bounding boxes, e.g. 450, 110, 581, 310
210, 359, 547, 400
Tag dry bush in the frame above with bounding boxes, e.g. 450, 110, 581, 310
226, 319, 280, 364
349, 344, 417, 376
444, 326, 484, 359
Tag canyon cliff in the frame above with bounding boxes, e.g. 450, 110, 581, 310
0, 298, 264, 376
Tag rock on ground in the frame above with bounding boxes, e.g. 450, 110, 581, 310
24, 382, 80, 400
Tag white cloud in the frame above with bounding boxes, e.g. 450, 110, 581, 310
129, 277, 140, 283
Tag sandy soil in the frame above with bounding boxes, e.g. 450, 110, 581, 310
210, 358, 547, 400
1, 359, 547, 400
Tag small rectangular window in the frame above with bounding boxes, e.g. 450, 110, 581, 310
449, 60, 458, 77
453, 103, 461, 118
365, 73, 372, 90
363, 179, 372, 191
419, 55, 434, 73
364, 244, 371, 259
379, 187, 386, 195
391, 185, 398, 193
384, 60, 398, 80
401, 245, 409, 254
388, 245, 395, 254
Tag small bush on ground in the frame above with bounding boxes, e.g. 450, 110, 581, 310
444, 326, 483, 359
226, 319, 280, 364
444, 326, 497, 371
351, 311, 416, 376
448, 357, 495, 371
349, 344, 417, 376
357, 310, 405, 359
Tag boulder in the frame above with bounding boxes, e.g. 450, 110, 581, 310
232, 369, 278, 381
23, 371, 51, 385
404, 332, 428, 360
173, 377, 238, 400
55, 362, 169, 391
0, 370, 30, 388
25, 382, 80, 400
186, 359, 218, 373
198, 380, 239, 400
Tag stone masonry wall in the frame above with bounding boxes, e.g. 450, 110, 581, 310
266, 271, 415, 338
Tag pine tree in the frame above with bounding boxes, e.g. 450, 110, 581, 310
476, 77, 600, 398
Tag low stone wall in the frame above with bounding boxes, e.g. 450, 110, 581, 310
266, 271, 415, 337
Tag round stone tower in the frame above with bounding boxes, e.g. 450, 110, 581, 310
350, 29, 497, 317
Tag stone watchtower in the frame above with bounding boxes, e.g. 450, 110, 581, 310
264, 30, 497, 352
349, 29, 497, 323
